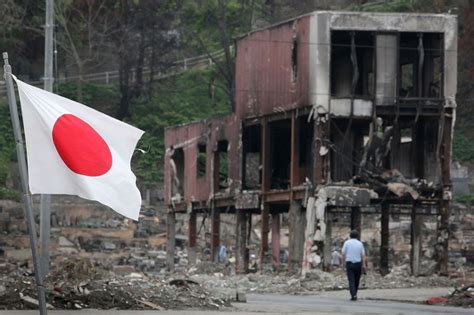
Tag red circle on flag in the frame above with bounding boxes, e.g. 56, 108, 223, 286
52, 114, 112, 176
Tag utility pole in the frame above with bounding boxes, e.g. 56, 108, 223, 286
40, 0, 54, 278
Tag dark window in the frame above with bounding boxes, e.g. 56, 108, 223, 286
399, 32, 443, 99
197, 144, 206, 178
291, 38, 298, 82
298, 115, 313, 167
243, 124, 261, 189
269, 119, 291, 189
331, 31, 374, 98
216, 140, 229, 190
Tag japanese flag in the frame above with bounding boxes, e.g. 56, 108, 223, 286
14, 77, 144, 220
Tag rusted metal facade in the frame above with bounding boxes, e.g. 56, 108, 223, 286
164, 11, 458, 275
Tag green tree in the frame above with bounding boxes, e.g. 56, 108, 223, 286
55, 0, 115, 102
180, 0, 263, 110
111, 0, 181, 120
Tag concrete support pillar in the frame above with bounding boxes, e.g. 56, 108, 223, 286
211, 207, 220, 263
437, 200, 450, 275
411, 203, 422, 276
438, 110, 453, 275
323, 209, 332, 270
271, 212, 281, 270
380, 203, 389, 275
288, 201, 305, 273
188, 212, 197, 265
351, 207, 361, 238
259, 204, 270, 270
236, 210, 248, 273
166, 210, 176, 272
314, 116, 329, 185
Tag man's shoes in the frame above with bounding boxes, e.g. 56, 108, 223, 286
350, 296, 357, 301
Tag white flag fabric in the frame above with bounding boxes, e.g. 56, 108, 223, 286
14, 77, 144, 220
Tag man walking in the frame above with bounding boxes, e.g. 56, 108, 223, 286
341, 230, 366, 301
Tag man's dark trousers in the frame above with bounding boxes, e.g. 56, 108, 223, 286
346, 261, 362, 299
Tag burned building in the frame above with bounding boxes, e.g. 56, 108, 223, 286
164, 11, 457, 275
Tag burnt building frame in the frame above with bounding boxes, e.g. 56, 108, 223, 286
164, 12, 457, 276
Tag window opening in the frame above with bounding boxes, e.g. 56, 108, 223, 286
291, 37, 298, 82
171, 147, 184, 196
331, 31, 374, 98
269, 119, 291, 189
399, 32, 443, 99
216, 140, 229, 190
298, 115, 313, 168
243, 124, 261, 189
197, 143, 206, 178
331, 120, 369, 181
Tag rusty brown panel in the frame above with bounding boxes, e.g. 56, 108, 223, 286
164, 114, 240, 206
264, 190, 291, 203
235, 16, 310, 118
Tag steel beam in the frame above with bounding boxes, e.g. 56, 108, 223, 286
271, 213, 281, 270
166, 210, 176, 272
188, 211, 197, 265
380, 202, 389, 275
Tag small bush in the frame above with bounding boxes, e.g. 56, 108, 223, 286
453, 133, 474, 163
0, 187, 20, 201
454, 194, 474, 207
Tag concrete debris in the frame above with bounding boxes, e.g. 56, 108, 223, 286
0, 259, 230, 310
19, 294, 55, 310
1, 195, 472, 310
444, 284, 474, 308
386, 182, 420, 200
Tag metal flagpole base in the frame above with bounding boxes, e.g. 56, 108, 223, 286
3, 52, 48, 314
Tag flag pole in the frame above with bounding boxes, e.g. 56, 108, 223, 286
40, 0, 55, 278
3, 52, 48, 315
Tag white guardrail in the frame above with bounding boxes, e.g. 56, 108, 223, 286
0, 49, 226, 96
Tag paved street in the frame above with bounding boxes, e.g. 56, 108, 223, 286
0, 287, 471, 315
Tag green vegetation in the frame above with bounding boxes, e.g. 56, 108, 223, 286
0, 187, 20, 201
129, 67, 230, 185
454, 194, 474, 207
357, 0, 415, 12
55, 82, 120, 116
0, 66, 229, 190
0, 103, 14, 190
0, 0, 473, 195
453, 133, 474, 163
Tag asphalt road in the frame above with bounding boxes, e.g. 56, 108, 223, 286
0, 288, 470, 315
239, 293, 471, 314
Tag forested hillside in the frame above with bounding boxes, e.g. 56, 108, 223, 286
0, 0, 473, 197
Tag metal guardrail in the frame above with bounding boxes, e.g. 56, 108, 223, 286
0, 49, 226, 96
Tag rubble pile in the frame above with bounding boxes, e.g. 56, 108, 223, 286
444, 284, 474, 308
187, 267, 459, 299
0, 259, 229, 310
